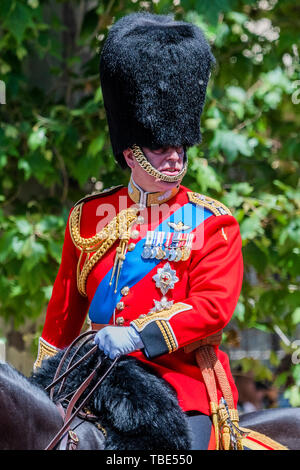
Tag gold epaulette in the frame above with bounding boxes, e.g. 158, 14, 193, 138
187, 192, 232, 217
74, 185, 124, 207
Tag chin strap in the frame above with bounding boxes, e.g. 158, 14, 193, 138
131, 144, 188, 183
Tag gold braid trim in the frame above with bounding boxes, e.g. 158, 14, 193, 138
132, 302, 192, 331
155, 320, 178, 353
69, 203, 140, 296
70, 203, 117, 251
240, 427, 289, 451
187, 192, 232, 217
34, 337, 60, 370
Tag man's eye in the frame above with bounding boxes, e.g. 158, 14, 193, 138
151, 147, 184, 156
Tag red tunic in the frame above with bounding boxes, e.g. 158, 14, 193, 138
38, 184, 243, 415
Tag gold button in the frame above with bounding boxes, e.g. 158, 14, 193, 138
121, 286, 130, 296
116, 301, 125, 310
131, 229, 139, 239
128, 243, 136, 251
116, 317, 125, 325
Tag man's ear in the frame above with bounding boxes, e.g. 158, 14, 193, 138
123, 148, 135, 169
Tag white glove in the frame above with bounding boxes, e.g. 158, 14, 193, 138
94, 326, 144, 359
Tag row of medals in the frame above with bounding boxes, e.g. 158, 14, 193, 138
141, 231, 194, 262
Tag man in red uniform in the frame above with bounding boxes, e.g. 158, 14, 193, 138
35, 13, 244, 449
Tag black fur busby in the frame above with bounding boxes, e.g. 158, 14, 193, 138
99, 12, 215, 168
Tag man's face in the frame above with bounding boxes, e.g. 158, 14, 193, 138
143, 146, 185, 176
124, 146, 185, 193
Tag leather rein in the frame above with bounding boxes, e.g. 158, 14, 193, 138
43, 329, 243, 450
44, 330, 119, 450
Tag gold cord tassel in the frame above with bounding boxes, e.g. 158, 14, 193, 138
210, 400, 246, 450
210, 402, 220, 450
109, 215, 136, 293
218, 403, 231, 450
216, 399, 246, 450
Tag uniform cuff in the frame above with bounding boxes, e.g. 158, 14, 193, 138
131, 302, 192, 359
34, 337, 60, 370
139, 320, 177, 358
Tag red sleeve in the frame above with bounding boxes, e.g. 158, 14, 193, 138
40, 209, 90, 350
132, 215, 243, 358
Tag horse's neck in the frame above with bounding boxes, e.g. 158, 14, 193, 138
0, 363, 62, 450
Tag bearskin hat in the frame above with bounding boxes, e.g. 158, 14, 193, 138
99, 12, 215, 169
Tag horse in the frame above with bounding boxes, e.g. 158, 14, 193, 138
0, 360, 105, 450
0, 337, 191, 450
1, 336, 300, 450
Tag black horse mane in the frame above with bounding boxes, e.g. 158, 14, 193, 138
30, 341, 191, 450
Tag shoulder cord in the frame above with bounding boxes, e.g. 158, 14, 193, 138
69, 203, 140, 296
195, 345, 247, 450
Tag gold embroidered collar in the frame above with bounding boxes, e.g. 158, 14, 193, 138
128, 177, 180, 207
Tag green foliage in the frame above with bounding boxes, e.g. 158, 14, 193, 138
0, 0, 299, 394
233, 356, 274, 383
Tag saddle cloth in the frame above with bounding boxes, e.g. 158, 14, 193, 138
240, 428, 288, 450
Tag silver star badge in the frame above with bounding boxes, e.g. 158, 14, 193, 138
152, 262, 179, 295
149, 296, 174, 314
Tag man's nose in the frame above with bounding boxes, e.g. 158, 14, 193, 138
166, 147, 184, 160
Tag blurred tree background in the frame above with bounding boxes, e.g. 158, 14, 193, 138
0, 0, 299, 405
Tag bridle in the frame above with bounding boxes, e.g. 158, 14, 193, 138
44, 330, 119, 450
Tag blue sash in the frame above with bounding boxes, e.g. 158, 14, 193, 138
88, 202, 213, 324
